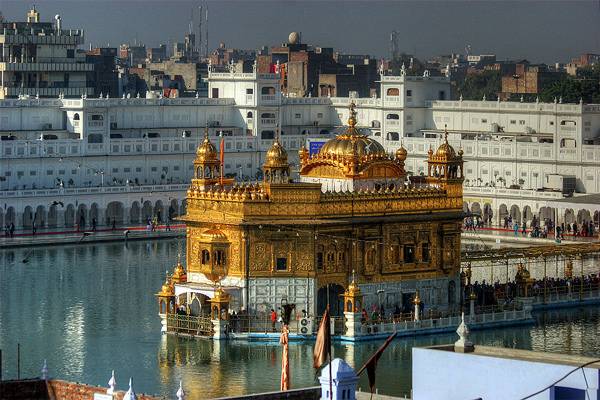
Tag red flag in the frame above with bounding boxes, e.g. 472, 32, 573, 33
219, 134, 224, 184
356, 332, 397, 393
313, 308, 331, 370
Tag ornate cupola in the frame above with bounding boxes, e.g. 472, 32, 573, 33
299, 102, 406, 192
192, 128, 220, 188
263, 132, 290, 184
426, 126, 464, 199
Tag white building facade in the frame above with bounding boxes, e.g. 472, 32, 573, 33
1, 66, 600, 231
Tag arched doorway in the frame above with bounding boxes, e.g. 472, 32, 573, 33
5, 207, 15, 226
35, 205, 46, 228
577, 209, 591, 224
169, 199, 179, 220
565, 209, 575, 225
105, 202, 124, 225
483, 203, 493, 225
316, 283, 345, 316
471, 202, 482, 217
47, 204, 58, 227
539, 207, 554, 224
510, 205, 521, 224
142, 201, 153, 222
523, 206, 533, 224
188, 293, 211, 317
23, 206, 34, 229
77, 204, 87, 229
64, 204, 75, 227
154, 200, 164, 222
499, 204, 508, 224
462, 202, 469, 213
89, 203, 99, 225
130, 201, 141, 224
180, 199, 187, 216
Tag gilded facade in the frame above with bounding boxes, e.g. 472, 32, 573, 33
177, 104, 465, 315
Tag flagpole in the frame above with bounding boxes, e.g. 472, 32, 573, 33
327, 305, 332, 400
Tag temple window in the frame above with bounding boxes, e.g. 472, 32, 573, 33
386, 113, 400, 120
403, 245, 415, 263
214, 250, 226, 266
201, 249, 210, 264
366, 247, 376, 266
276, 257, 287, 271
316, 252, 323, 270
421, 243, 430, 262
390, 244, 400, 264
386, 88, 399, 96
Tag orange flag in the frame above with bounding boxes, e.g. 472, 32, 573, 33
280, 325, 290, 391
313, 308, 331, 370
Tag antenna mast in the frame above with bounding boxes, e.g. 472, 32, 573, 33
198, 5, 202, 56
204, 5, 209, 58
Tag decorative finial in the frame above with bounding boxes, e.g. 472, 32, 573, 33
454, 312, 474, 353
348, 102, 357, 128
176, 380, 186, 400
41, 359, 48, 380
444, 124, 449, 143
107, 370, 116, 395
123, 377, 137, 400
413, 290, 421, 305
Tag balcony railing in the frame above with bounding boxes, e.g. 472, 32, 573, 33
166, 314, 213, 336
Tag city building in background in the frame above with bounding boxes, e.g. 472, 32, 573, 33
0, 7, 95, 99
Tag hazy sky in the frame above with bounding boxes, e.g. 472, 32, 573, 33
2, 0, 600, 63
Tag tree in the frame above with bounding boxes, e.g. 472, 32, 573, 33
456, 71, 501, 101
540, 64, 600, 103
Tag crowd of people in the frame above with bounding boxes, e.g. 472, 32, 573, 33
464, 214, 598, 240
465, 274, 600, 306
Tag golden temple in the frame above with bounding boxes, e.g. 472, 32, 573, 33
168, 103, 464, 317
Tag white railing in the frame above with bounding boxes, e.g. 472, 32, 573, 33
357, 309, 528, 337
0, 184, 188, 199
463, 187, 564, 200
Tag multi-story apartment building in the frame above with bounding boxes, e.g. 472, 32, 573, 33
0, 8, 95, 99
1, 62, 599, 233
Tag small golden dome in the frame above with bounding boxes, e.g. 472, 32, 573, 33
264, 138, 289, 168
171, 257, 187, 284
396, 143, 408, 162
200, 228, 229, 243
159, 276, 174, 297
346, 279, 362, 296
212, 287, 230, 302
196, 133, 218, 162
434, 142, 457, 159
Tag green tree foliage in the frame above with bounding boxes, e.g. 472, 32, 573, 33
540, 65, 600, 103
456, 71, 501, 101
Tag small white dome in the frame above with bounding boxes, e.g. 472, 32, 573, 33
288, 31, 300, 44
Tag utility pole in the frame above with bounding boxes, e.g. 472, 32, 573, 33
198, 5, 202, 56
204, 5, 209, 58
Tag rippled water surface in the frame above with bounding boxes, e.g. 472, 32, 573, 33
1, 240, 600, 399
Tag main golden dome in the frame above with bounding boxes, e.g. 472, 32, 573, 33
318, 102, 386, 159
